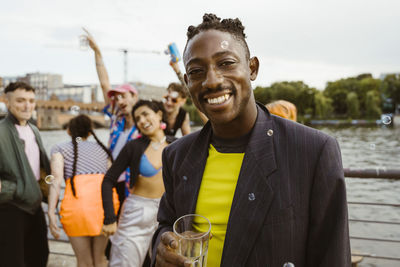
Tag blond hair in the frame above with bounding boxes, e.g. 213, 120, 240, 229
266, 100, 297, 122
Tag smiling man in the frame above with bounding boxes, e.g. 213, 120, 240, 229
152, 14, 351, 267
0, 82, 50, 267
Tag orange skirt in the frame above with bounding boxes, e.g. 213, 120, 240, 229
60, 173, 119, 237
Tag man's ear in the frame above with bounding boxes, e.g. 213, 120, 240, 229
249, 56, 259, 81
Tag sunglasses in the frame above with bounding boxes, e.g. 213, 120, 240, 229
163, 95, 179, 104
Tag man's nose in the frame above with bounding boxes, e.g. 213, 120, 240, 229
202, 67, 223, 89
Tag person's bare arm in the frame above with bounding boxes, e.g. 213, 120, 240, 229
181, 113, 191, 136
83, 28, 111, 105
48, 153, 64, 239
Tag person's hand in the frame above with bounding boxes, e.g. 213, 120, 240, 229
48, 213, 61, 239
82, 27, 100, 52
156, 231, 188, 267
169, 61, 181, 74
101, 222, 117, 237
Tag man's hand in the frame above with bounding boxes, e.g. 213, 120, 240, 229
156, 231, 189, 267
101, 222, 117, 237
48, 213, 61, 239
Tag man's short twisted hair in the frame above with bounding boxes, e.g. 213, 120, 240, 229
184, 13, 250, 59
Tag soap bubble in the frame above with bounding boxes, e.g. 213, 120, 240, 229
220, 40, 229, 49
45, 175, 55, 185
382, 115, 392, 125
71, 105, 80, 113
76, 137, 82, 143
369, 143, 376, 150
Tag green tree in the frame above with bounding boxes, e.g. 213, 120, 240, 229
383, 74, 400, 111
314, 91, 333, 119
365, 90, 381, 118
346, 92, 360, 119
253, 86, 272, 105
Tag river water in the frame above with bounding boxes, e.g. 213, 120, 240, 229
40, 125, 400, 267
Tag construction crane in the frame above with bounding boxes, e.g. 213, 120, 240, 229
45, 42, 161, 83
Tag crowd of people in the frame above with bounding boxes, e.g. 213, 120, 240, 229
0, 13, 351, 267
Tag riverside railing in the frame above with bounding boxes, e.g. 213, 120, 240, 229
345, 168, 400, 267
45, 168, 400, 265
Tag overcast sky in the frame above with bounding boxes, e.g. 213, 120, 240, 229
1, 0, 399, 89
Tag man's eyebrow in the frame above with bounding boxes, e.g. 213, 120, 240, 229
186, 51, 237, 67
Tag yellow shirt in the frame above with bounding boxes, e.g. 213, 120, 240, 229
194, 144, 245, 267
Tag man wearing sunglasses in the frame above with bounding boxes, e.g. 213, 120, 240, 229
162, 83, 191, 137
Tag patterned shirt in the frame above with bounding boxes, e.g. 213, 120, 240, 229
103, 105, 141, 195
50, 140, 109, 179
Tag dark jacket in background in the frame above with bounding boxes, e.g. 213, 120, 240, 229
0, 114, 50, 214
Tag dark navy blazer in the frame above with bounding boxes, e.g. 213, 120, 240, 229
152, 104, 351, 267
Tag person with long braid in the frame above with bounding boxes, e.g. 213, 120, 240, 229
47, 115, 119, 267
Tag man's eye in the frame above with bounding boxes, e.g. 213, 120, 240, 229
188, 69, 203, 75
220, 61, 235, 67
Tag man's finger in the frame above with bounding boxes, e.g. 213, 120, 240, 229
161, 232, 178, 249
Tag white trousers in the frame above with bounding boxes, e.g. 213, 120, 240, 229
109, 194, 161, 267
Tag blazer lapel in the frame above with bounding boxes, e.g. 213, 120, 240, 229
221, 106, 277, 266
176, 123, 212, 216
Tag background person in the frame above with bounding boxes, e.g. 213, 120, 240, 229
84, 29, 140, 207
266, 99, 297, 121
48, 115, 119, 267
102, 100, 175, 267
162, 82, 191, 137
153, 14, 350, 267
0, 82, 50, 267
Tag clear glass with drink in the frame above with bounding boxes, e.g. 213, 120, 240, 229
173, 214, 211, 267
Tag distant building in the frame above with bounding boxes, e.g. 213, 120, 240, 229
51, 84, 104, 103
19, 72, 63, 100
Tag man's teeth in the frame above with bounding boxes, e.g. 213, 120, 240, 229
207, 94, 230, 105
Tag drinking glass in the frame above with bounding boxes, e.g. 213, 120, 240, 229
173, 214, 211, 267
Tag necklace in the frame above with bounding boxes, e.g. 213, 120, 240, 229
150, 136, 166, 150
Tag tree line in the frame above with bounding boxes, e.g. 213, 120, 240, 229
253, 73, 400, 122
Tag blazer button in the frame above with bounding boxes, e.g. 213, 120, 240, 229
183, 176, 188, 181
248, 193, 255, 201
267, 129, 273, 136
283, 263, 295, 267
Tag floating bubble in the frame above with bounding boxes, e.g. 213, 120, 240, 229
369, 143, 376, 150
283, 263, 295, 267
71, 105, 80, 113
220, 40, 229, 49
382, 115, 392, 125
76, 137, 82, 143
79, 35, 89, 51
45, 175, 55, 185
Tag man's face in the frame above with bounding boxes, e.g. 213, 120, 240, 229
114, 91, 138, 116
5, 88, 36, 124
163, 90, 186, 114
183, 30, 259, 125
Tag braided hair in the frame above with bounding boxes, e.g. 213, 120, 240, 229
184, 13, 250, 59
68, 115, 113, 197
